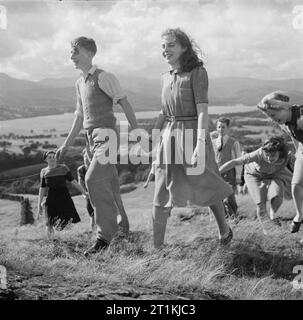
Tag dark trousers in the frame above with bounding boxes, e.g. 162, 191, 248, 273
223, 186, 238, 218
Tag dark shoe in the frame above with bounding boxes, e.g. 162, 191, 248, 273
229, 215, 243, 225
84, 238, 109, 257
220, 227, 233, 246
290, 220, 303, 233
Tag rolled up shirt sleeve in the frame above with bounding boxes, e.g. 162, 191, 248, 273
74, 81, 84, 118
98, 72, 127, 105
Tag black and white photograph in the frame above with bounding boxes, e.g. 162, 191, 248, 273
1, 0, 303, 305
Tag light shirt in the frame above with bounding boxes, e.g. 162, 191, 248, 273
239, 148, 289, 179
75, 65, 126, 118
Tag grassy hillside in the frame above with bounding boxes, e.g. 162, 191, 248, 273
0, 184, 303, 300
0, 163, 45, 179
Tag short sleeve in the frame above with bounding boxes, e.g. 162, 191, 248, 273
191, 67, 209, 104
239, 149, 262, 165
74, 81, 84, 118
98, 72, 126, 105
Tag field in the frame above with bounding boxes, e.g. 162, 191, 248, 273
1, 109, 302, 301
0, 109, 274, 157
1, 183, 303, 300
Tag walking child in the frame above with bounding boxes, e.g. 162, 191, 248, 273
219, 136, 294, 231
38, 150, 87, 238
213, 117, 242, 221
257, 91, 303, 233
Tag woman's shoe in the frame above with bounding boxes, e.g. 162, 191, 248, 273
220, 227, 233, 246
290, 219, 303, 233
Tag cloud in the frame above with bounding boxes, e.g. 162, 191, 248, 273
0, 0, 302, 81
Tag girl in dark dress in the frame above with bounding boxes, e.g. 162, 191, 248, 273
38, 150, 87, 237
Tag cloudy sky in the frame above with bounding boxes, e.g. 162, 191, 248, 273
0, 0, 303, 81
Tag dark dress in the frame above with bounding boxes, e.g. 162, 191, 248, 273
40, 164, 81, 229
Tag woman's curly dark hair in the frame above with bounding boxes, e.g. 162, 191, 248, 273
161, 28, 204, 72
261, 136, 289, 160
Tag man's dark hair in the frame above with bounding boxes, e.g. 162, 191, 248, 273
262, 136, 288, 159
216, 117, 230, 126
71, 36, 97, 55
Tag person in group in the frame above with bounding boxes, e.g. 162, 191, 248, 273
77, 147, 130, 233
257, 91, 303, 233
150, 28, 233, 248
213, 117, 242, 221
219, 136, 294, 227
38, 150, 87, 238
56, 36, 138, 256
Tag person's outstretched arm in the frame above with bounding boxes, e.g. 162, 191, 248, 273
56, 114, 83, 159
220, 158, 245, 174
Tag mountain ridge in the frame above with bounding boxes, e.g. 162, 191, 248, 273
1, 73, 302, 120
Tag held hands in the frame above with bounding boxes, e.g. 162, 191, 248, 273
83, 192, 89, 200
55, 145, 68, 160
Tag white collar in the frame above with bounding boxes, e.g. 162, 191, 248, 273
81, 65, 98, 79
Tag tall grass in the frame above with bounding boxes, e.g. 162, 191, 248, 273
0, 187, 303, 300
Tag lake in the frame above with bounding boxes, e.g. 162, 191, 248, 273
0, 106, 257, 135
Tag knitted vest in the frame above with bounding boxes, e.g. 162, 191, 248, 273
215, 136, 236, 186
77, 69, 116, 130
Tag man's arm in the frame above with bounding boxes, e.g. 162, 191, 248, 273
56, 113, 83, 159
98, 72, 138, 130
118, 97, 138, 130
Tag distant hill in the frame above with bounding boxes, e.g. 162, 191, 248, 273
208, 77, 303, 105
1, 72, 303, 120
